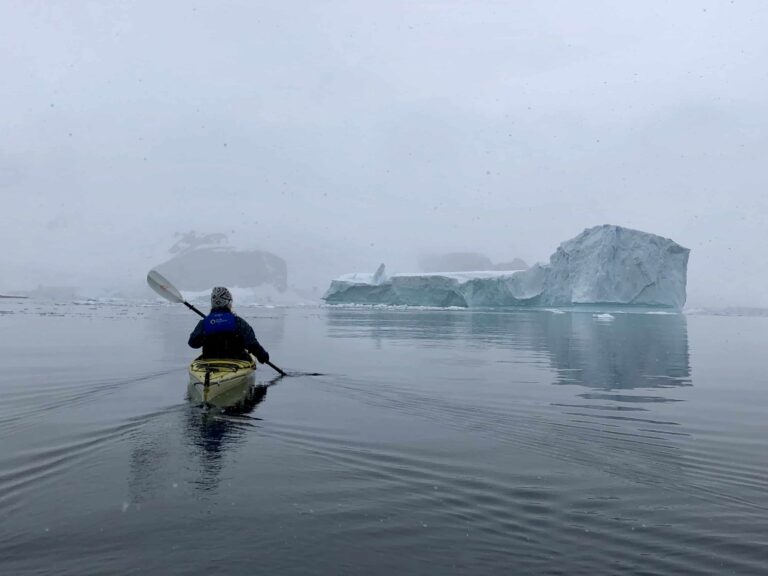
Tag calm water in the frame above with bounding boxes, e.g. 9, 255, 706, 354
0, 300, 766, 575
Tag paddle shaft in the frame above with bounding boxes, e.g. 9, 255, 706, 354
186, 299, 286, 376
267, 362, 287, 376
186, 301, 206, 318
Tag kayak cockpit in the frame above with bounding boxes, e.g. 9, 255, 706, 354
188, 358, 257, 405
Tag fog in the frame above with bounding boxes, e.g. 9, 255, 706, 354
1, 1, 766, 306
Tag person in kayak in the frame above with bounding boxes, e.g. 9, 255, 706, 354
188, 287, 270, 363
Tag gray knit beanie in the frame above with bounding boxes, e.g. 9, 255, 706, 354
211, 286, 233, 309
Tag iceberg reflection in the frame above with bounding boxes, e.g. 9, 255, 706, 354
324, 307, 691, 392
324, 307, 693, 489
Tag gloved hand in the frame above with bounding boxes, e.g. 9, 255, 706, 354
257, 351, 270, 364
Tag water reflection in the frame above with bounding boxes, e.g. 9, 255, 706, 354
183, 383, 270, 492
128, 379, 277, 503
323, 307, 697, 495
543, 313, 689, 390
325, 307, 690, 391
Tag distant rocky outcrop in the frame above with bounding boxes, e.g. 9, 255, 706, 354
419, 252, 493, 272
154, 232, 287, 292
492, 258, 528, 271
419, 252, 527, 272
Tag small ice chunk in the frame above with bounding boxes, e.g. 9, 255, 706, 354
593, 313, 615, 321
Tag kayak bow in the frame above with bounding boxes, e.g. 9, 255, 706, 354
188, 358, 256, 405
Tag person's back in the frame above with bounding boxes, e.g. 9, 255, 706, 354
188, 287, 270, 363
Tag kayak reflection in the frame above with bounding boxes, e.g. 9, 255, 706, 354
127, 379, 277, 505
184, 376, 282, 493
189, 380, 269, 414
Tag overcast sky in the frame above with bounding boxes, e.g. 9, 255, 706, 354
1, 1, 766, 306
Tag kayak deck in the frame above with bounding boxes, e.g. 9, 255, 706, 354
188, 358, 256, 405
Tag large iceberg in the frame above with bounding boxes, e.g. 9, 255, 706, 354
153, 231, 287, 292
323, 225, 690, 309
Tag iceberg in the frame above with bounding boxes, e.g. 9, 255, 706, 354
323, 225, 690, 309
153, 231, 288, 292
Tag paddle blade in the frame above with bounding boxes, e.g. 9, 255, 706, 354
147, 269, 185, 303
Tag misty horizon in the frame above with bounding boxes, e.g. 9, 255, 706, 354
2, 1, 767, 307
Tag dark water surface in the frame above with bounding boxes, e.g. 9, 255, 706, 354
1, 301, 766, 575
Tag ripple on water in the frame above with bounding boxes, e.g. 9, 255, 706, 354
1, 306, 767, 575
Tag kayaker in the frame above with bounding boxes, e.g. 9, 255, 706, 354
188, 287, 270, 363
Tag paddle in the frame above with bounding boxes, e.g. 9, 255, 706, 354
147, 269, 287, 376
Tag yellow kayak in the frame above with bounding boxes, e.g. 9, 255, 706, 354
188, 358, 256, 406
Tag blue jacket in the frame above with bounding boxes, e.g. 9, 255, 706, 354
188, 308, 270, 363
